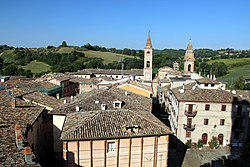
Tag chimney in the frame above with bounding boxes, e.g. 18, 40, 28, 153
64, 99, 67, 104
16, 133, 24, 150
125, 91, 128, 96
213, 75, 216, 80
101, 104, 107, 110
15, 124, 23, 150
75, 106, 81, 112
24, 147, 36, 165
133, 125, 140, 133
10, 98, 16, 108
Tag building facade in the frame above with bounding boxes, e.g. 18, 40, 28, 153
161, 78, 250, 146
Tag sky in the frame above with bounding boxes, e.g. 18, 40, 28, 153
1, 0, 250, 50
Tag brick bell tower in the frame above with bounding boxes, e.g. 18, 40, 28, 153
184, 39, 195, 74
143, 33, 153, 82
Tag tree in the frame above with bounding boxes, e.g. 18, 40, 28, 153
85, 58, 104, 68
3, 64, 18, 75
61, 41, 68, 47
211, 62, 228, 77
122, 48, 131, 55
234, 76, 245, 90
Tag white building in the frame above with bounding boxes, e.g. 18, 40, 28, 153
161, 78, 250, 146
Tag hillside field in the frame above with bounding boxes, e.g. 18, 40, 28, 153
208, 58, 250, 83
208, 58, 250, 69
21, 60, 51, 74
83, 50, 136, 64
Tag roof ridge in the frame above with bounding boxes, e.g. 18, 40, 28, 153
131, 111, 169, 130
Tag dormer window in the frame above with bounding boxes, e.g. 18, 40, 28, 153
113, 100, 122, 109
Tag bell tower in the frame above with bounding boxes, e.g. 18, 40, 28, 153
143, 33, 153, 82
184, 39, 195, 74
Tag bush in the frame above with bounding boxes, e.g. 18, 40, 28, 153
208, 136, 219, 149
185, 139, 192, 148
197, 139, 203, 148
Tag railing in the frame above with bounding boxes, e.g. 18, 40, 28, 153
184, 110, 197, 117
183, 124, 196, 131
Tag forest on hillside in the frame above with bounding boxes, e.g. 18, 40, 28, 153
1, 42, 250, 85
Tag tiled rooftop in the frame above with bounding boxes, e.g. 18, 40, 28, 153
0, 92, 43, 166
127, 80, 153, 92
196, 78, 220, 84
171, 85, 249, 103
61, 110, 172, 140
69, 76, 100, 83
22, 91, 63, 110
4, 78, 59, 90
50, 87, 152, 115
71, 69, 143, 76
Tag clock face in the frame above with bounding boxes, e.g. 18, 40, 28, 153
147, 51, 150, 54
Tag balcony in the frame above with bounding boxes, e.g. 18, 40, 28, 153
184, 110, 197, 117
183, 124, 196, 131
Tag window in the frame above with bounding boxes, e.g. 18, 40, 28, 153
205, 104, 210, 111
186, 131, 191, 138
204, 119, 209, 125
211, 84, 215, 87
188, 104, 193, 112
221, 105, 226, 111
146, 61, 150, 68
107, 142, 115, 153
220, 119, 225, 125
204, 84, 209, 87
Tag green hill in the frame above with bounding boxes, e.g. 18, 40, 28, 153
21, 60, 51, 74
208, 58, 250, 83
1, 50, 16, 63
208, 58, 250, 69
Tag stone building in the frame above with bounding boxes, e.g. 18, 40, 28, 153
159, 78, 250, 146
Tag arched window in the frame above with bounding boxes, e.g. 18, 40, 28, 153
146, 61, 150, 68
188, 64, 192, 72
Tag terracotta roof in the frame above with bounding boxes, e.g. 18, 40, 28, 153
0, 94, 43, 166
196, 78, 220, 84
61, 110, 171, 140
7, 79, 59, 90
53, 76, 70, 82
145, 33, 153, 49
69, 77, 99, 84
171, 85, 248, 103
22, 91, 63, 110
127, 80, 153, 92
49, 87, 152, 115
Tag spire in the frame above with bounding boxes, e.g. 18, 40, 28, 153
186, 38, 193, 51
145, 31, 152, 49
